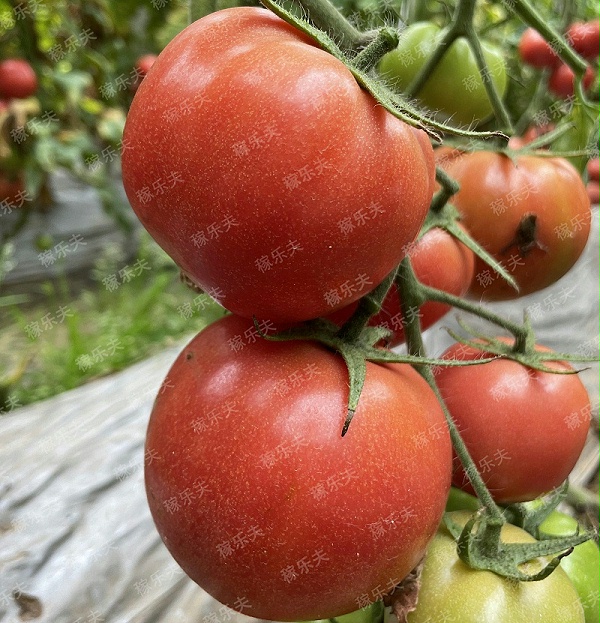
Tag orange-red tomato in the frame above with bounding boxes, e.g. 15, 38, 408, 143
437, 150, 591, 300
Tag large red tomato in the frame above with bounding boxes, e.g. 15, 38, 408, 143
435, 340, 591, 503
328, 226, 475, 346
122, 7, 435, 323
438, 151, 591, 300
144, 315, 452, 621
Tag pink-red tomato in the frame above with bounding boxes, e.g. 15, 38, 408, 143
328, 226, 475, 346
144, 315, 452, 621
437, 150, 591, 300
587, 157, 600, 182
0, 59, 37, 99
435, 340, 591, 504
549, 63, 595, 98
135, 54, 157, 76
518, 28, 559, 68
122, 7, 435, 323
567, 20, 600, 59
587, 180, 599, 204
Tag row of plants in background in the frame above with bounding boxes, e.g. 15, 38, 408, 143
0, 0, 188, 240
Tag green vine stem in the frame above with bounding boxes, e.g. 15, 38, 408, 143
352, 28, 399, 72
294, 0, 375, 52
395, 258, 506, 522
337, 269, 397, 343
403, 0, 512, 132
566, 483, 600, 512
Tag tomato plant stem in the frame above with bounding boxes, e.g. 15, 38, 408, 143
337, 269, 397, 342
352, 28, 399, 72
430, 166, 460, 213
419, 283, 529, 342
396, 258, 505, 522
294, 0, 374, 52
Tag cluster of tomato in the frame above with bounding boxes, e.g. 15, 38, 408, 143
519, 21, 599, 97
120, 6, 598, 623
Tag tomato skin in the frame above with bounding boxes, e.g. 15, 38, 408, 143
435, 340, 591, 504
567, 21, 600, 59
144, 315, 452, 621
379, 22, 507, 126
0, 59, 37, 99
518, 28, 560, 68
438, 151, 591, 300
403, 511, 585, 623
549, 64, 595, 98
540, 511, 600, 623
328, 226, 475, 347
122, 8, 435, 323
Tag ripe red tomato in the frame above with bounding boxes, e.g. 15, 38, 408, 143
435, 340, 591, 504
587, 181, 599, 204
144, 315, 452, 621
328, 226, 475, 346
0, 174, 24, 206
567, 20, 600, 59
518, 28, 559, 68
587, 157, 600, 182
135, 54, 157, 76
122, 7, 435, 323
0, 59, 38, 99
549, 63, 595, 98
438, 150, 591, 300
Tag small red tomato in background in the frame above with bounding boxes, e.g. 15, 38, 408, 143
587, 157, 599, 181
567, 20, 600, 59
586, 181, 599, 204
519, 28, 559, 68
435, 340, 591, 504
0, 174, 24, 207
328, 226, 475, 346
135, 54, 157, 77
549, 63, 595, 98
145, 315, 452, 621
0, 59, 38, 99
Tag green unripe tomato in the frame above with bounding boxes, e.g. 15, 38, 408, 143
540, 511, 600, 623
303, 601, 384, 623
379, 22, 507, 127
401, 511, 585, 623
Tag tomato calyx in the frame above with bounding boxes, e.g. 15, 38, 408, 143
444, 322, 598, 368
444, 508, 593, 582
382, 557, 424, 623
502, 482, 571, 539
253, 269, 497, 436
